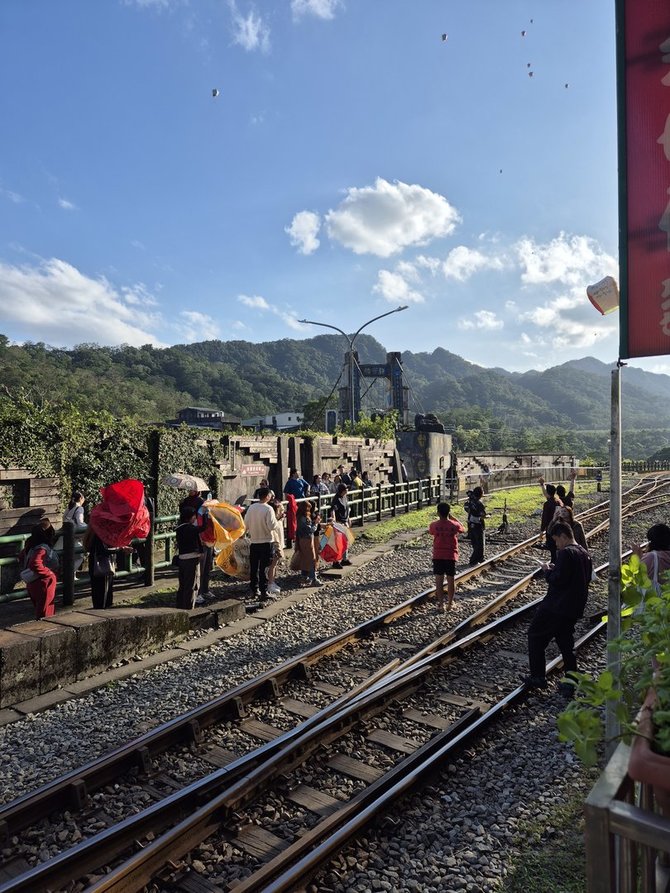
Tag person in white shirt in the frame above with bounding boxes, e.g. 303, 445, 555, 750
244, 487, 281, 601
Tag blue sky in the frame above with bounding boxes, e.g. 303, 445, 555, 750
1, 0, 651, 373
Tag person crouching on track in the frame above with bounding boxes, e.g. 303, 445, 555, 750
524, 521, 592, 696
428, 502, 464, 613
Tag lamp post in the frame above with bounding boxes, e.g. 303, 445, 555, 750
298, 305, 408, 427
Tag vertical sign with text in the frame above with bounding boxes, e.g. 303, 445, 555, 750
619, 0, 670, 358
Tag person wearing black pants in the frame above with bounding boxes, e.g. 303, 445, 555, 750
175, 506, 203, 610
525, 522, 592, 695
244, 487, 281, 601
85, 531, 117, 609
467, 487, 486, 565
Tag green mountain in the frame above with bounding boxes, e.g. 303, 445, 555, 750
0, 335, 668, 457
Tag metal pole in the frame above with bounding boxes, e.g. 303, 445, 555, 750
349, 349, 355, 426
61, 520, 75, 606
606, 363, 623, 753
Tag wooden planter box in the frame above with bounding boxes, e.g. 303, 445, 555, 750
628, 690, 670, 815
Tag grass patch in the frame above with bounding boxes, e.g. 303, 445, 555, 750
356, 482, 600, 546
502, 768, 598, 893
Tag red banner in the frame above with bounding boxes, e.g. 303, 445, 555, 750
619, 1, 670, 358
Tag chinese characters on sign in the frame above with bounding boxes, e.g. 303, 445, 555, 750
240, 464, 266, 477
619, 2, 670, 358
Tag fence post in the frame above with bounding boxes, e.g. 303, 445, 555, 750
376, 483, 382, 522
144, 499, 155, 587
405, 480, 410, 514
392, 482, 397, 517
62, 520, 75, 606
359, 487, 365, 527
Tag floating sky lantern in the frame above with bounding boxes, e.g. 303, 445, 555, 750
587, 276, 620, 315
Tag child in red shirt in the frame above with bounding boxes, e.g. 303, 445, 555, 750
428, 502, 464, 612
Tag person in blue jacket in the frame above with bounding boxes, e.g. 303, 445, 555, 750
283, 468, 309, 500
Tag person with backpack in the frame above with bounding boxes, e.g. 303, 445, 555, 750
20, 523, 59, 619
467, 486, 487, 565
428, 502, 464, 612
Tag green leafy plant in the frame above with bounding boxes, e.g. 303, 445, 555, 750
558, 556, 670, 766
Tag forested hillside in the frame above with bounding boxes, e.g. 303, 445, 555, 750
1, 334, 668, 458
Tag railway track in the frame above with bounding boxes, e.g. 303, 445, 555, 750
0, 476, 667, 892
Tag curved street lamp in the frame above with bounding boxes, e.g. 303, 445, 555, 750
298, 305, 408, 426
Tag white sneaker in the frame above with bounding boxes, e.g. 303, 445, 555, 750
194, 595, 206, 606
267, 582, 281, 595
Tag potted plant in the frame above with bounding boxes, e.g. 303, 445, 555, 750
558, 555, 670, 806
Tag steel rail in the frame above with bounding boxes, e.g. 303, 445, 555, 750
88, 599, 610, 893
252, 621, 607, 893
0, 586, 565, 893
0, 530, 629, 892
74, 548, 621, 893
0, 477, 658, 889
0, 478, 650, 841
0, 586, 443, 836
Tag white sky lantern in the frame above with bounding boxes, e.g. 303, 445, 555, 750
587, 275, 620, 315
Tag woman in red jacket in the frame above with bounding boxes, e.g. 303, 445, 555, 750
22, 525, 59, 619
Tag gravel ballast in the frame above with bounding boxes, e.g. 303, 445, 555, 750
0, 491, 664, 891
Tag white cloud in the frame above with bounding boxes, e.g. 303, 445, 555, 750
512, 232, 618, 350
325, 178, 460, 257
123, 0, 174, 8
229, 1, 270, 52
516, 232, 617, 287
232, 320, 248, 330
237, 293, 303, 330
277, 310, 303, 331
1, 186, 24, 204
0, 257, 164, 347
238, 294, 270, 309
442, 245, 504, 281
456, 310, 504, 331
285, 210, 321, 255
291, 0, 342, 20
522, 306, 558, 327
58, 197, 77, 211
373, 269, 424, 304
179, 310, 220, 342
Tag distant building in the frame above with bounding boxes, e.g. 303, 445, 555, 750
240, 411, 304, 432
170, 407, 240, 430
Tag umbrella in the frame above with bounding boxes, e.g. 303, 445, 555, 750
319, 522, 351, 563
163, 473, 209, 492
89, 479, 151, 548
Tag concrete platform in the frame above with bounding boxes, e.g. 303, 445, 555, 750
0, 598, 244, 710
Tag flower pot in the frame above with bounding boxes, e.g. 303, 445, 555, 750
628, 690, 670, 815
